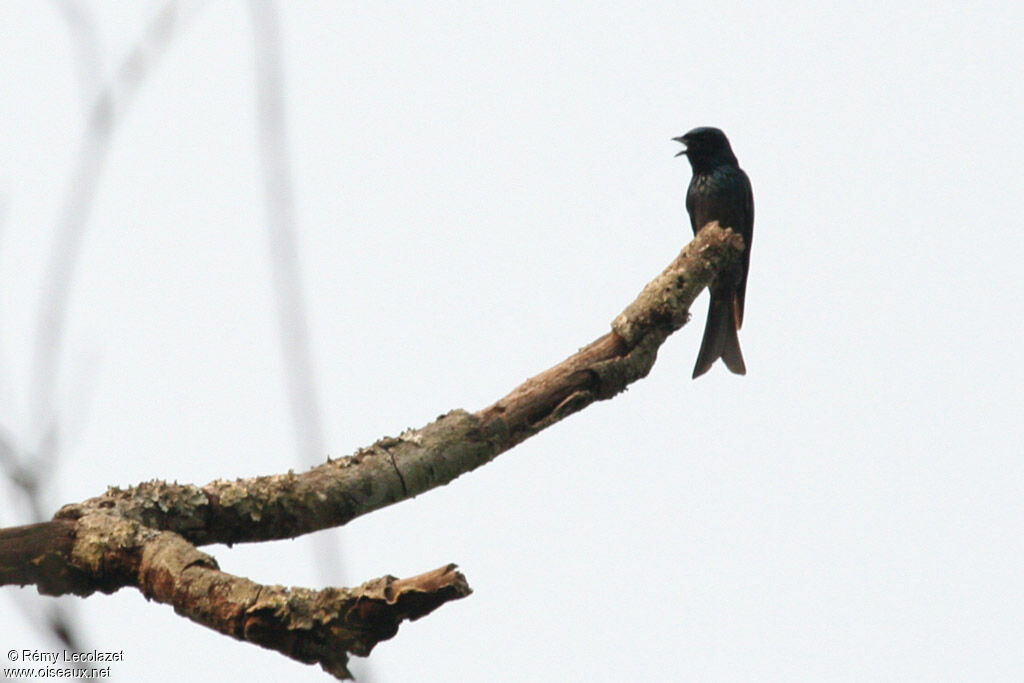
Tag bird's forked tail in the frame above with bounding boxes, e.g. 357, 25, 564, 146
692, 291, 746, 378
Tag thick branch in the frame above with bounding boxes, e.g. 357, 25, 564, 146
52, 223, 744, 546
0, 520, 82, 592
0, 223, 742, 678
2, 514, 469, 679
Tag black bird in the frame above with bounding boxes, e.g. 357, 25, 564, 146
673, 127, 754, 378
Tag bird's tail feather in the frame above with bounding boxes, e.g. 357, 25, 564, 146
692, 292, 746, 378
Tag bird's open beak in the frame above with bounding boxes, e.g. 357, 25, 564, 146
672, 136, 688, 156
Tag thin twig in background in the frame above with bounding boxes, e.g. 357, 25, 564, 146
248, 1, 348, 582
1, 0, 199, 656
30, 1, 183, 478
52, 0, 103, 111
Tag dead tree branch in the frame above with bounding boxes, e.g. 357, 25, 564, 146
0, 516, 468, 679
0, 222, 743, 678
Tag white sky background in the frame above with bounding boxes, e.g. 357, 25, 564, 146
1, 2, 1022, 681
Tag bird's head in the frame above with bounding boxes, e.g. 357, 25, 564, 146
673, 127, 737, 168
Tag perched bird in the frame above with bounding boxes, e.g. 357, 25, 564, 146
673, 127, 754, 378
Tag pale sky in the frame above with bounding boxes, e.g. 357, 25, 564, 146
1, 2, 1022, 681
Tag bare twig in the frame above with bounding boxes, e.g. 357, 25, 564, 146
30, 1, 184, 464
248, 0, 344, 586
52, 0, 103, 112
7, 0, 197, 658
